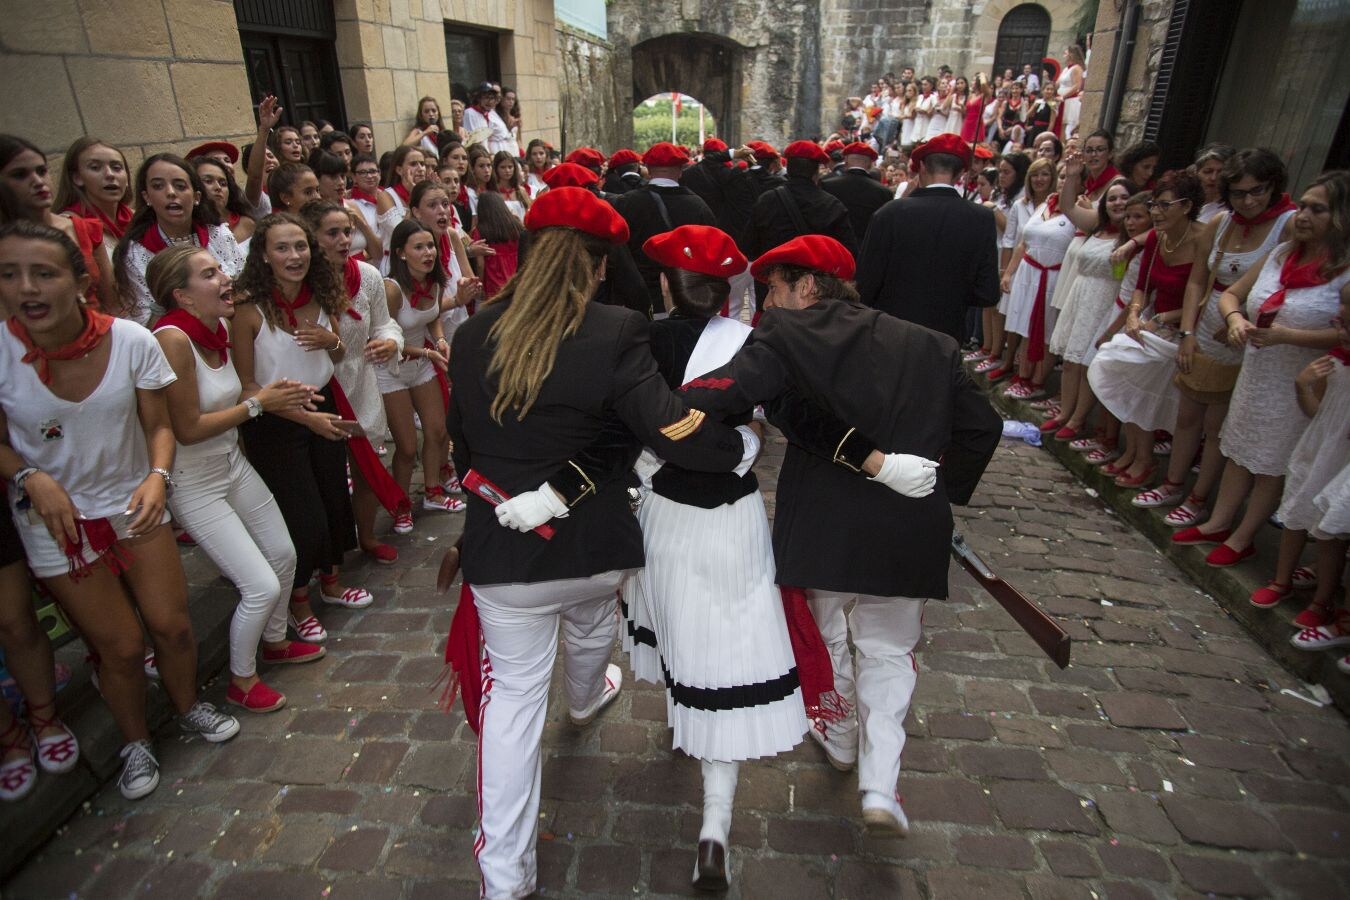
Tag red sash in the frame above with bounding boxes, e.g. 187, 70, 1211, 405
1330, 347, 1350, 365
271, 283, 313, 329
328, 378, 410, 518
779, 587, 850, 724
63, 517, 134, 582
1024, 253, 1062, 362
1256, 247, 1329, 329
342, 256, 363, 301
391, 182, 411, 206
350, 188, 381, 206
440, 581, 484, 732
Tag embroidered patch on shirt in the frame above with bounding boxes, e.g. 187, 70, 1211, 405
40, 420, 63, 441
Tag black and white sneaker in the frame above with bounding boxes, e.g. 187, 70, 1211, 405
118, 740, 160, 800
179, 701, 240, 743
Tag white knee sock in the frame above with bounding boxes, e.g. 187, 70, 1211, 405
699, 759, 740, 844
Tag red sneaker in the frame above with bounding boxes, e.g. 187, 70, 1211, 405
226, 681, 287, 713
1250, 582, 1292, 609
1171, 526, 1231, 545
1205, 544, 1255, 567
262, 641, 327, 665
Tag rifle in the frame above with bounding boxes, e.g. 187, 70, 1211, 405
951, 531, 1071, 669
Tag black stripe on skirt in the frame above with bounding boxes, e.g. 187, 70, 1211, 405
662, 662, 801, 712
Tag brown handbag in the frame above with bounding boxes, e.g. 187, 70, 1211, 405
1173, 242, 1241, 403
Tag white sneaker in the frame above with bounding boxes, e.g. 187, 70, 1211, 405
179, 702, 241, 743
320, 585, 374, 609
118, 740, 160, 800
392, 513, 414, 535
861, 791, 910, 838
808, 721, 857, 772
569, 664, 622, 726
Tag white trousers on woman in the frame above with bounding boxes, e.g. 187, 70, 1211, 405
169, 445, 296, 677
472, 570, 626, 900
807, 590, 925, 796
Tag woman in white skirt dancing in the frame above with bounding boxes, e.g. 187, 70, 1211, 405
620, 225, 808, 891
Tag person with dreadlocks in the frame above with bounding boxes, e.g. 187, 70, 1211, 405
443, 187, 757, 900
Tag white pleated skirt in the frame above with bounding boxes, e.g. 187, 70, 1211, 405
620, 490, 807, 762
1087, 330, 1181, 432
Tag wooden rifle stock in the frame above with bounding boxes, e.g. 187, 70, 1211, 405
951, 532, 1072, 669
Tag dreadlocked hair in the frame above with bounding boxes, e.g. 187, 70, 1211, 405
485, 226, 609, 423
234, 212, 348, 330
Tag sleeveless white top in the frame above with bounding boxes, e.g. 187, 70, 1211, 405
159, 322, 242, 464
1196, 209, 1295, 365
386, 280, 441, 349
252, 308, 335, 388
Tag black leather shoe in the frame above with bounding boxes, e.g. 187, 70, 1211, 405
692, 839, 728, 891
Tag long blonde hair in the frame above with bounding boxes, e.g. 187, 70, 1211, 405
485, 227, 609, 423
1025, 157, 1058, 206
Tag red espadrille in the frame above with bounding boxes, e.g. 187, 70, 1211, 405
1205, 544, 1255, 567
261, 641, 327, 665
226, 681, 287, 713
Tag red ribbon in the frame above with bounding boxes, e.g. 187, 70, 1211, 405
271, 283, 313, 329
7, 308, 115, 384
65, 201, 133, 241
1256, 247, 1329, 329
63, 517, 134, 581
439, 581, 484, 732
779, 587, 850, 724
1024, 252, 1062, 362
327, 378, 410, 518
137, 223, 211, 255
152, 309, 230, 364
1232, 194, 1296, 238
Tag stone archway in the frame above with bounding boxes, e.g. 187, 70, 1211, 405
972, 0, 1085, 75
630, 33, 745, 146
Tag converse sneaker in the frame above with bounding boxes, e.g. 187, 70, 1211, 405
569, 664, 622, 726
179, 701, 240, 743
861, 791, 910, 838
118, 740, 160, 800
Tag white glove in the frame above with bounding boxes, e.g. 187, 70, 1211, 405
869, 453, 939, 498
733, 424, 761, 477
494, 483, 569, 532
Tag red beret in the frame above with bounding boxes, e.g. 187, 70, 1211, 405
910, 133, 972, 170
972, 144, 996, 161
747, 141, 779, 161
642, 225, 747, 279
642, 142, 690, 168
607, 148, 641, 168
784, 141, 830, 165
540, 162, 599, 189
564, 147, 606, 170
824, 140, 846, 154
842, 142, 878, 161
750, 235, 856, 282
702, 138, 728, 153
524, 186, 629, 244
1041, 56, 1062, 82
185, 141, 239, 165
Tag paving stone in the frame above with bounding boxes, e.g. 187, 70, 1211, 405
994, 717, 1068, 748
1171, 853, 1269, 897
1162, 796, 1290, 851
925, 710, 995, 740
286, 708, 353, 736
350, 711, 414, 740
1268, 807, 1350, 857
1040, 840, 1101, 877
990, 782, 1099, 834
1175, 735, 1289, 774
212, 817, 279, 862
964, 679, 1034, 712
739, 857, 831, 900
1095, 791, 1180, 844
1176, 701, 1280, 743
834, 860, 923, 900
216, 871, 330, 896
396, 742, 471, 791
1100, 881, 1163, 900
897, 775, 996, 826
574, 843, 640, 894
1024, 874, 1098, 900
925, 867, 1026, 900
1044, 749, 1128, 786
1098, 843, 1171, 881
344, 741, 409, 783
261, 822, 333, 866
900, 739, 949, 773
1099, 693, 1188, 730
955, 744, 1050, 780
1029, 688, 1100, 719
317, 826, 389, 872
952, 833, 1036, 870
1239, 772, 1349, 809
276, 787, 361, 816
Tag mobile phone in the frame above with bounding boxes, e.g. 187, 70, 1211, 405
334, 420, 365, 437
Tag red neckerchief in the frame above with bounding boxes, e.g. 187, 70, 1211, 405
65, 200, 133, 240
351, 188, 381, 205
1045, 193, 1061, 218
342, 256, 363, 312
1329, 347, 1350, 365
271, 282, 314, 329
7, 308, 115, 385
456, 185, 470, 207
1232, 194, 1296, 238
438, 233, 453, 278
409, 275, 436, 308
392, 182, 411, 206
1082, 165, 1120, 198
1256, 247, 1330, 328
153, 309, 230, 363
1007, 98, 1022, 111
138, 222, 211, 254
227, 212, 241, 229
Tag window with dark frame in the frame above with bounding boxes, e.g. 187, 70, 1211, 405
444, 24, 502, 107
233, 0, 345, 131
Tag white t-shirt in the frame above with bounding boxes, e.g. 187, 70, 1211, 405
1, 318, 176, 519
462, 106, 518, 156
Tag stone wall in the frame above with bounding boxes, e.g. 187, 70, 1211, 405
0, 0, 255, 168
556, 24, 622, 152
1079, 0, 1172, 148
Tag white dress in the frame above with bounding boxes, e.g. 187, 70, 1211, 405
1277, 363, 1350, 531
1313, 460, 1350, 539
621, 317, 807, 762
334, 260, 405, 440
1050, 234, 1087, 312
913, 93, 935, 140
1005, 203, 1076, 339
997, 193, 1035, 315
1195, 210, 1295, 367
1058, 65, 1083, 137
1089, 329, 1182, 433
1220, 245, 1350, 475
1050, 234, 1125, 364
899, 105, 916, 146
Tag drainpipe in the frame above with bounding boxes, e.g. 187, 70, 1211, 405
1101, 0, 1142, 134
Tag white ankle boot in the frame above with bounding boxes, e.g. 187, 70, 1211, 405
693, 759, 739, 890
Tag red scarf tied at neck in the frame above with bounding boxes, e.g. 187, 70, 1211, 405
1082, 164, 1120, 199
342, 256, 364, 309
152, 310, 230, 363
137, 222, 211, 254
350, 188, 381, 206
391, 182, 412, 206
1256, 247, 1330, 329
66, 201, 133, 241
1232, 193, 1297, 238
271, 282, 314, 329
7, 308, 115, 384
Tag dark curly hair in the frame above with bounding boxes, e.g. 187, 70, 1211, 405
1219, 148, 1289, 210
234, 212, 347, 329
1152, 170, 1204, 221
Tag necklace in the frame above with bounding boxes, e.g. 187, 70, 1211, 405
159, 225, 193, 246
1160, 226, 1190, 255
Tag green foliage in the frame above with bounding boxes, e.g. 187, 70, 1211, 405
632, 97, 717, 150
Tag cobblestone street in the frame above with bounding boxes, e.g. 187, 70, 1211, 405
7, 435, 1350, 899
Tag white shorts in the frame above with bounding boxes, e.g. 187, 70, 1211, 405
13, 504, 171, 578
376, 357, 438, 394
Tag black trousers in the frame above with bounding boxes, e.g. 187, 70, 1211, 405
240, 386, 356, 590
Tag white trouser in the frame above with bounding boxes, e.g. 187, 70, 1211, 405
807, 590, 925, 796
726, 263, 753, 323
472, 570, 626, 900
169, 445, 296, 677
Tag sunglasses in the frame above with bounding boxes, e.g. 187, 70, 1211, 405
1146, 199, 1188, 211
1228, 183, 1272, 201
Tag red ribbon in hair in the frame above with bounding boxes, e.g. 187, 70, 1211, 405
1231, 193, 1296, 238
1256, 246, 1330, 329
1024, 252, 1062, 362
137, 223, 211, 255
7, 308, 115, 384
152, 310, 230, 364
271, 283, 313, 329
66, 201, 133, 241
779, 587, 850, 724
1081, 164, 1120, 199
350, 188, 381, 206
438, 580, 484, 731
64, 517, 134, 581
327, 378, 411, 519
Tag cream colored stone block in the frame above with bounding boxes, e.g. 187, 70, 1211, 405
374, 122, 400, 155
0, 54, 82, 151
417, 21, 448, 73
164, 0, 241, 61
364, 68, 397, 121
80, 0, 173, 57
404, 30, 420, 68
417, 72, 451, 104
374, 0, 393, 25
171, 62, 254, 138
393, 68, 419, 120
339, 68, 374, 120
382, 26, 409, 69
69, 58, 181, 145
390, 0, 410, 26
3, 0, 89, 54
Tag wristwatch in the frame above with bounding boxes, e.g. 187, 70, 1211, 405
150, 467, 175, 499
244, 396, 264, 418
1178, 330, 1194, 338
